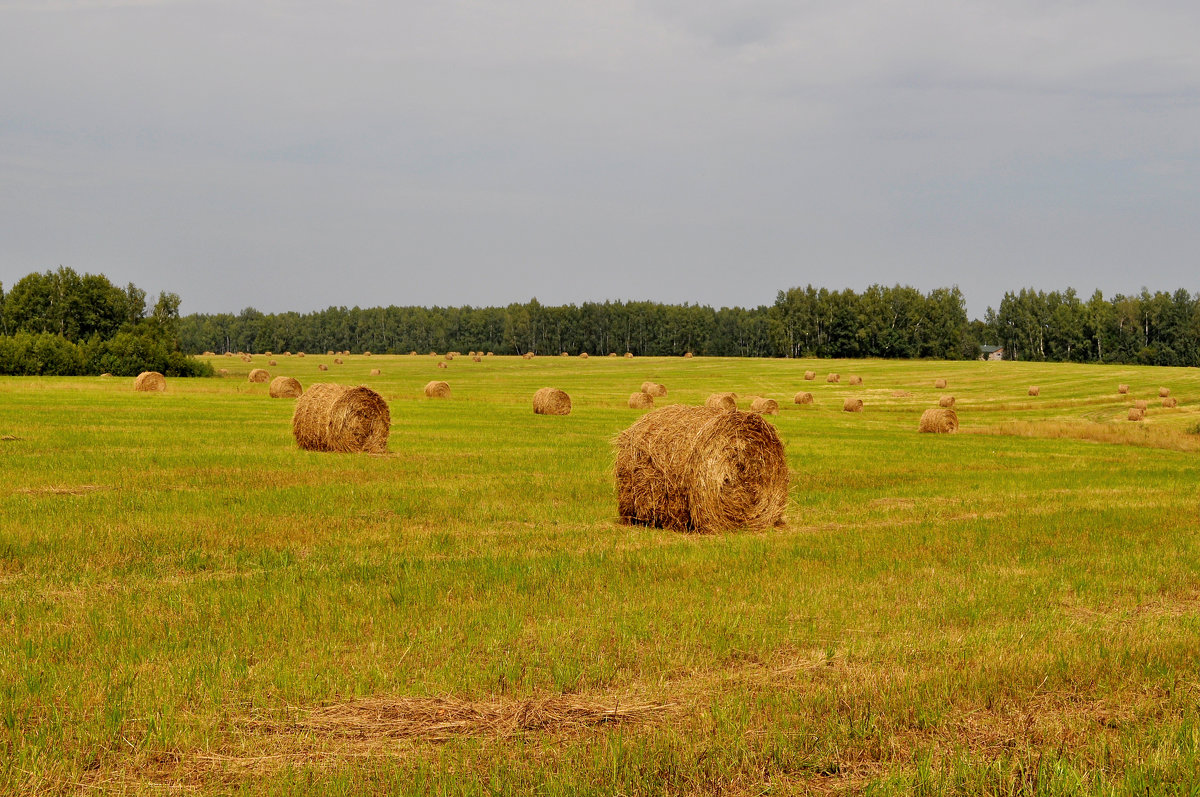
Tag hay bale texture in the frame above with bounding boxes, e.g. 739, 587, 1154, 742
1118, 384, 1129, 394
424, 381, 451, 398
269, 376, 303, 398
1128, 407, 1145, 421
641, 382, 667, 398
248, 368, 270, 383
938, 395, 956, 408
1134, 399, 1148, 410
134, 371, 165, 392
1028, 386, 1040, 396
827, 373, 840, 383
533, 387, 572, 416
318, 364, 329, 371
706, 392, 737, 411
750, 397, 779, 415
614, 405, 788, 533
291, 384, 390, 454
804, 371, 815, 380
629, 392, 654, 409
370, 368, 381, 376
1163, 397, 1179, 408
843, 397, 863, 412
918, 407, 958, 433
794, 392, 813, 404
1159, 387, 1171, 397
848, 375, 863, 385
934, 378, 947, 389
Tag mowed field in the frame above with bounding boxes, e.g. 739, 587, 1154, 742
2, 354, 1200, 796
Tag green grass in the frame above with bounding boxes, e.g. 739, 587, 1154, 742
2, 354, 1200, 795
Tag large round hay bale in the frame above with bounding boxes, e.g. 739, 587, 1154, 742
750, 397, 779, 415
608, 352, 618, 357
369, 368, 381, 376
248, 368, 270, 383
1163, 397, 1179, 408
640, 382, 667, 398
472, 356, 481, 362
1128, 407, 1145, 421
793, 392, 813, 404
1134, 399, 1148, 410
522, 352, 534, 360
291, 383, 390, 453
424, 380, 451, 398
269, 376, 303, 398
318, 364, 329, 371
533, 387, 572, 416
934, 378, 947, 389
1028, 386, 1040, 396
706, 392, 737, 411
268, 359, 277, 366
614, 405, 789, 533
827, 373, 840, 383
804, 371, 815, 380
848, 375, 863, 386
327, 351, 335, 356
629, 392, 654, 409
938, 395, 955, 408
297, 352, 305, 357
134, 371, 165, 392
1118, 384, 1129, 394
918, 407, 958, 433
624, 352, 634, 358
333, 357, 343, 365
1159, 387, 1170, 398
684, 352, 694, 358
437, 361, 448, 369
843, 397, 863, 412
364, 351, 371, 357
217, 368, 229, 377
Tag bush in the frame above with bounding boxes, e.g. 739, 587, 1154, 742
84, 332, 213, 377
0, 332, 86, 375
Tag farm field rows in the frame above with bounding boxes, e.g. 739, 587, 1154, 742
2, 354, 1199, 795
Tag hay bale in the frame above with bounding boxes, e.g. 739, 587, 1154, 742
640, 382, 667, 398
265, 351, 273, 357
1128, 407, 1145, 421
437, 362, 448, 369
684, 352, 694, 358
409, 351, 417, 356
487, 352, 495, 356
613, 405, 789, 533
370, 368, 381, 376
327, 351, 335, 356
918, 407, 958, 433
750, 397, 779, 415
608, 353, 618, 357
472, 356, 481, 362
629, 392, 654, 409
241, 355, 252, 363
522, 352, 534, 360
291, 383, 389, 453
268, 360, 277, 366
1163, 397, 1179, 408
364, 351, 371, 357
100, 373, 112, 378
580, 352, 589, 359
1134, 399, 1148, 410
533, 387, 572, 416
848, 375, 863, 386
560, 352, 569, 357
225, 352, 233, 357
248, 368, 270, 383
804, 371, 815, 380
793, 392, 813, 404
934, 378, 947, 389
843, 397, 863, 412
445, 354, 454, 361
706, 392, 738, 411
284, 352, 291, 356
134, 371, 166, 392
202, 351, 214, 356
1118, 384, 1129, 394
1159, 387, 1170, 398
217, 368, 229, 377
827, 373, 840, 383
938, 395, 955, 408
624, 352, 633, 358
269, 376, 303, 398
333, 357, 343, 365
318, 364, 329, 371
424, 380, 451, 398
297, 352, 305, 357
1028, 386, 1040, 396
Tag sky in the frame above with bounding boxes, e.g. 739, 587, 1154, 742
1, 0, 1198, 319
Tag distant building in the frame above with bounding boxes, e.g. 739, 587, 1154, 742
979, 345, 1004, 361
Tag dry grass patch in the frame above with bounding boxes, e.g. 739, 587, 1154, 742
966, 420, 1200, 452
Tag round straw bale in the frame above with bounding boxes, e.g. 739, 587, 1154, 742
608, 352, 618, 357
297, 352, 305, 357
706, 392, 737, 411
333, 357, 343, 365
291, 383, 389, 453
1118, 384, 1129, 394
1128, 407, 1145, 421
533, 387, 572, 415
684, 352, 694, 358
1159, 387, 1170, 397
934, 378, 947, 389
284, 352, 291, 356
848, 375, 863, 385
241, 355, 252, 363
248, 368, 270, 383
1028, 386, 1040, 396
430, 351, 438, 356
629, 392, 654, 409
918, 407, 958, 433
640, 382, 667, 398
225, 352, 233, 357
843, 397, 863, 412
327, 351, 335, 356
268, 360, 277, 366
560, 352, 569, 357
269, 376, 303, 398
265, 351, 272, 357
370, 368, 381, 376
580, 352, 589, 358
364, 351, 371, 357
409, 351, 417, 356
100, 372, 112, 378
472, 356, 481, 362
1163, 397, 1178, 408
217, 368, 229, 376
613, 405, 789, 533
424, 380, 451, 398
445, 354, 454, 361
625, 352, 634, 358
487, 352, 495, 356
522, 352, 534, 360
794, 392, 813, 404
134, 371, 166, 392
938, 395, 955, 408
750, 397, 779, 415
202, 351, 214, 356
1134, 399, 1148, 410
437, 361, 448, 369
827, 373, 840, 383
804, 371, 815, 380
318, 364, 329, 371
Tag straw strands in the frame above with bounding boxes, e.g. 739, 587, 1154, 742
827, 373, 840, 383
843, 397, 863, 412
793, 392, 813, 405
533, 387, 572, 416
629, 392, 654, 409
424, 381, 451, 398
269, 376, 303, 398
1128, 407, 1145, 421
938, 396, 956, 408
134, 371, 165, 392
750, 397, 779, 415
291, 384, 390, 453
248, 368, 270, 383
705, 392, 737, 411
640, 382, 667, 398
918, 407, 958, 433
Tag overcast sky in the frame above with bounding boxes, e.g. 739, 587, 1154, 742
1, 1, 1197, 318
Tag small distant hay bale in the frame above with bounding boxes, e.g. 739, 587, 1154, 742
327, 351, 335, 356
608, 353, 618, 357
472, 356, 481, 362
684, 352, 694, 358
202, 351, 214, 356
938, 395, 955, 408
437, 362, 448, 369
804, 371, 815, 380
1134, 399, 1148, 410
265, 351, 273, 357
1128, 407, 1145, 421
624, 352, 634, 358
291, 383, 390, 453
1028, 386, 1040, 396
613, 405, 789, 533
706, 392, 737, 411
318, 364, 329, 371
1118, 384, 1129, 394
1159, 387, 1170, 397
409, 351, 417, 356
370, 368, 381, 376
424, 380, 451, 398
268, 359, 277, 366
487, 352, 495, 356
448, 352, 461, 357
217, 368, 229, 377
297, 352, 305, 357
848, 375, 863, 385
100, 372, 112, 378
224, 352, 233, 357
522, 352, 534, 360
269, 376, 303, 398
445, 354, 455, 361
533, 387, 572, 416
580, 352, 589, 359
560, 352, 569, 357
1163, 397, 1178, 408
248, 368, 270, 383
629, 392, 654, 409
794, 392, 813, 404
750, 397, 779, 415
241, 355, 252, 363
640, 382, 667, 398
284, 352, 291, 356
364, 351, 371, 357
134, 371, 166, 392
333, 357, 343, 365
918, 407, 958, 433
934, 378, 947, 389
827, 373, 840, 383
843, 397, 863, 412
430, 351, 438, 357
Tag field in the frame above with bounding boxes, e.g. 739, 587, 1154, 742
2, 354, 1199, 795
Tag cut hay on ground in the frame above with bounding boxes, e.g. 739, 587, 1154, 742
891, 390, 912, 397
291, 384, 390, 454
804, 371, 815, 380
613, 405, 789, 533
1159, 387, 1171, 397
1118, 384, 1129, 394
269, 376, 303, 398
794, 392, 813, 405
918, 407, 959, 433
1134, 399, 1148, 410
1028, 386, 1040, 396
705, 392, 737, 411
629, 392, 654, 409
424, 381, 451, 398
248, 368, 270, 383
848, 375, 863, 385
134, 371, 165, 392
318, 364, 329, 371
827, 373, 840, 383
935, 378, 947, 389
843, 397, 863, 412
1163, 397, 1179, 408
939, 395, 956, 408
533, 387, 572, 416
750, 397, 779, 415
370, 368, 381, 376
640, 382, 667, 398
1129, 407, 1145, 421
